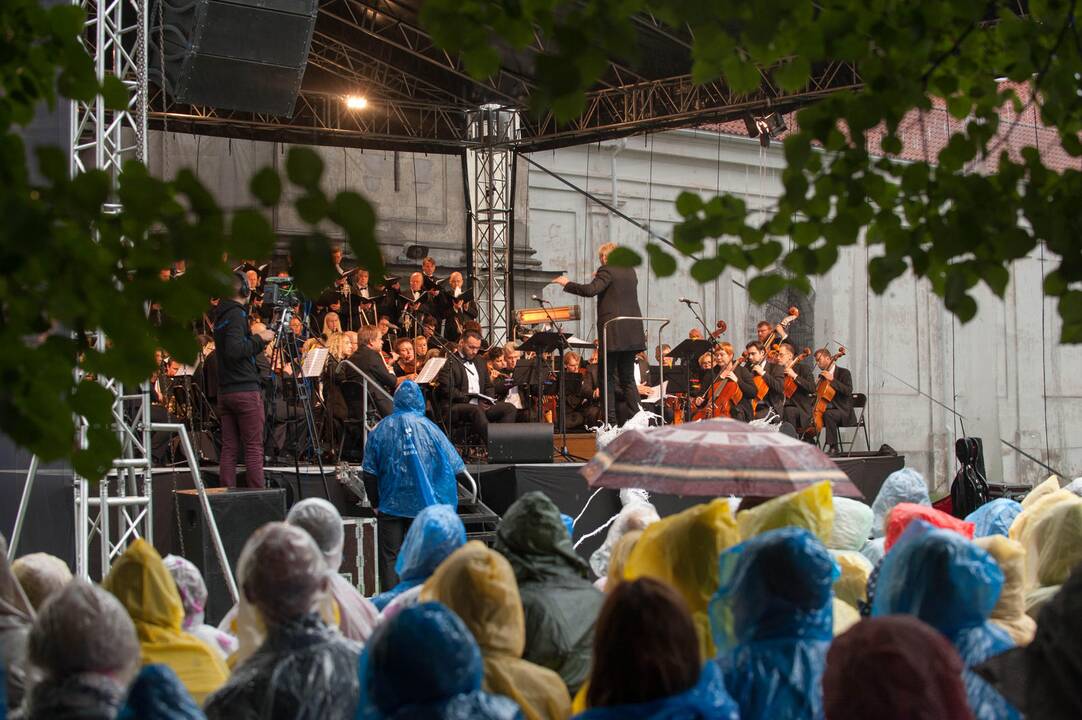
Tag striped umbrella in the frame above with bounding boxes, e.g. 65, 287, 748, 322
581, 417, 861, 499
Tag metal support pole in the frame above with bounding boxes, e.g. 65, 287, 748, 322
601, 316, 670, 426
8, 456, 39, 559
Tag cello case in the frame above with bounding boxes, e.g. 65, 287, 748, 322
950, 436, 990, 518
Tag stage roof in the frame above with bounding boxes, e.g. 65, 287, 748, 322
149, 0, 862, 154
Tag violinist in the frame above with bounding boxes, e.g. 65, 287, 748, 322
691, 351, 719, 404
812, 347, 853, 455
392, 337, 418, 385
343, 325, 396, 418
559, 351, 599, 430
777, 343, 817, 430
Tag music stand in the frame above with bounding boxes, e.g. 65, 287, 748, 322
517, 330, 579, 461
667, 339, 711, 415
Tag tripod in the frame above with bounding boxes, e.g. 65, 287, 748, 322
266, 303, 331, 500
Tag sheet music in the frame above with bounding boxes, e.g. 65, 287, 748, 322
171, 364, 196, 377
507, 387, 523, 410
414, 357, 446, 384
566, 335, 592, 348
643, 380, 668, 404
302, 347, 328, 378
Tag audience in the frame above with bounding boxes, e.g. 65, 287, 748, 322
602, 530, 643, 594
116, 664, 206, 720
25, 580, 140, 720
162, 555, 238, 660
1013, 495, 1082, 618
102, 539, 229, 704
862, 467, 931, 565
966, 498, 1023, 538
357, 602, 522, 719
884, 502, 975, 551
972, 535, 1036, 645
204, 522, 361, 719
1, 534, 32, 711
285, 497, 381, 643
588, 501, 659, 592
824, 616, 973, 720
577, 577, 738, 719
370, 504, 466, 614
11, 552, 72, 611
709, 527, 836, 720
872, 521, 1019, 720
494, 492, 604, 694
420, 541, 572, 720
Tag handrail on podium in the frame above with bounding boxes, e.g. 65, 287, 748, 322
601, 316, 671, 426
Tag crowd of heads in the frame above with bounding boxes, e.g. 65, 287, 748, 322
3, 467, 1082, 719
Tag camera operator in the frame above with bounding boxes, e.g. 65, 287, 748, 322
213, 272, 275, 488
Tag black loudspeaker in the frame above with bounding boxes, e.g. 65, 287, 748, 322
175, 487, 286, 625
488, 423, 554, 464
151, 0, 317, 116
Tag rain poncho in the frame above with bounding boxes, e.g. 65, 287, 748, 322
1019, 475, 1060, 509
0, 535, 33, 710
363, 381, 465, 518
420, 541, 572, 720
573, 662, 738, 720
102, 539, 229, 704
827, 497, 874, 551
117, 664, 205, 720
494, 492, 604, 694
162, 555, 238, 659
972, 536, 1036, 645
624, 499, 740, 659
205, 523, 361, 720
24, 580, 140, 720
709, 527, 837, 720
872, 521, 1019, 720
884, 502, 975, 551
736, 480, 834, 543
286, 497, 380, 643
824, 615, 972, 720
831, 549, 873, 609
966, 499, 1023, 538
11, 552, 72, 610
871, 467, 930, 537
603, 530, 643, 593
1014, 494, 1082, 618
357, 601, 523, 720
371, 504, 466, 611
588, 501, 659, 580
974, 563, 1082, 719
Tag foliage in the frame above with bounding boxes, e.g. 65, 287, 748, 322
1, 0, 382, 478
422, 0, 1082, 341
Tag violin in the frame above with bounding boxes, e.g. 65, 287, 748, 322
782, 347, 813, 399
809, 346, 847, 436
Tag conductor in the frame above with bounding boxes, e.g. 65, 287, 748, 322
554, 242, 646, 425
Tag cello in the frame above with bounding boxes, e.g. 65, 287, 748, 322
809, 346, 847, 436
692, 356, 742, 420
782, 347, 813, 398
763, 306, 801, 360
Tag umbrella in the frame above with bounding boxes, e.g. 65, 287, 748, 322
581, 418, 861, 499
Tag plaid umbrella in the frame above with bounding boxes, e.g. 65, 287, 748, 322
581, 417, 861, 499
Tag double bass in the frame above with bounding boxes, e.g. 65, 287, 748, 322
763, 306, 801, 360
782, 347, 813, 398
809, 346, 847, 436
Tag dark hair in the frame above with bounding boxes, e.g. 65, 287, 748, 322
394, 336, 413, 350
232, 271, 250, 300
586, 577, 701, 708
778, 342, 796, 356
757, 320, 771, 329
745, 340, 764, 352
815, 347, 830, 359
462, 330, 483, 344
486, 346, 504, 362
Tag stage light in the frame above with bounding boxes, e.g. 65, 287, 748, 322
345, 95, 368, 110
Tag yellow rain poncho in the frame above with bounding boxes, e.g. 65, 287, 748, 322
420, 541, 571, 720
736, 481, 835, 543
623, 499, 739, 659
831, 549, 873, 610
1015, 495, 1082, 618
1019, 476, 1061, 509
972, 535, 1037, 645
103, 539, 229, 703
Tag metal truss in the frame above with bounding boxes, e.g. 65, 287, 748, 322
467, 106, 519, 345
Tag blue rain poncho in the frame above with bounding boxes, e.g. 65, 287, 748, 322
709, 527, 837, 720
371, 505, 466, 611
572, 662, 738, 720
966, 498, 1023, 538
363, 381, 465, 518
871, 468, 930, 537
357, 602, 523, 720
872, 520, 1019, 720
117, 664, 205, 720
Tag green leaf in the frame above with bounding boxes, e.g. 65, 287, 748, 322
289, 234, 336, 296
645, 243, 677, 277
250, 168, 282, 207
294, 192, 329, 225
101, 75, 129, 111
286, 147, 324, 190
691, 257, 726, 283
748, 274, 787, 303
774, 56, 810, 92
605, 246, 641, 267
230, 209, 276, 259
722, 55, 760, 95
675, 191, 704, 217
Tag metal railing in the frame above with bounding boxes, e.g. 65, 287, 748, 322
601, 316, 671, 426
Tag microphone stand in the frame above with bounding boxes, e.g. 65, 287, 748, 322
536, 298, 581, 462
681, 300, 712, 417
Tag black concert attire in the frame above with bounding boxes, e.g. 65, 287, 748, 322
213, 298, 268, 487
435, 352, 518, 440
732, 365, 765, 422
342, 346, 397, 419
377, 288, 405, 327
562, 265, 646, 425
818, 365, 854, 450
761, 361, 788, 417
782, 361, 818, 432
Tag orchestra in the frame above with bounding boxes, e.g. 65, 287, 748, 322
150, 248, 861, 463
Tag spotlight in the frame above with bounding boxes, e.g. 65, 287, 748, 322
743, 112, 787, 148
344, 95, 368, 110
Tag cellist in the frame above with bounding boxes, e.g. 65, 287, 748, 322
777, 342, 817, 430
737, 341, 785, 420
812, 347, 854, 455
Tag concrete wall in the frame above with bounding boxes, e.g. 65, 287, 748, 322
150, 128, 1081, 494
525, 129, 1082, 494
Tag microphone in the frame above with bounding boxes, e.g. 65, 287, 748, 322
531, 294, 548, 304
678, 297, 698, 305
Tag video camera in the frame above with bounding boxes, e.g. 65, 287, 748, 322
263, 276, 297, 307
